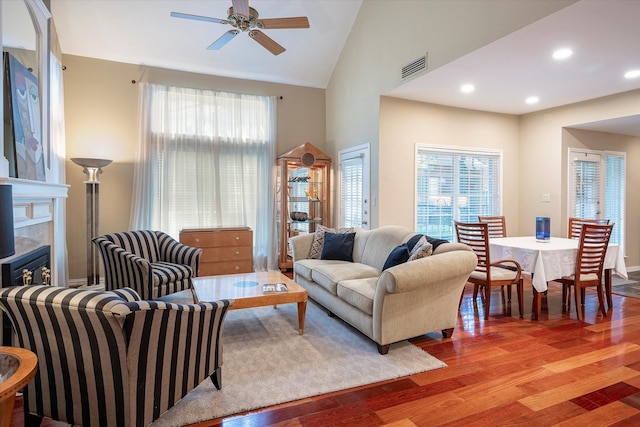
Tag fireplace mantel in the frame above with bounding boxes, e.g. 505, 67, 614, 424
0, 177, 69, 286
0, 177, 68, 228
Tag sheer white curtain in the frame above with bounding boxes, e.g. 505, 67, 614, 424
131, 83, 278, 271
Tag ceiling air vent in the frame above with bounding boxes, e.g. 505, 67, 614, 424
402, 53, 427, 79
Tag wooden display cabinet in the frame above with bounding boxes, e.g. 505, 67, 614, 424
277, 143, 331, 271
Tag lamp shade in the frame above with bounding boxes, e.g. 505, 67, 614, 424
0, 185, 15, 258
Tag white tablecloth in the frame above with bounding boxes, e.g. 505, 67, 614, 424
489, 236, 628, 292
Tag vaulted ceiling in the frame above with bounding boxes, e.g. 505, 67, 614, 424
4, 0, 640, 135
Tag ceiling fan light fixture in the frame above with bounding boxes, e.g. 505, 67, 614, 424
526, 96, 540, 104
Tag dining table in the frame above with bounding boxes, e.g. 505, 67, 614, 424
489, 236, 628, 320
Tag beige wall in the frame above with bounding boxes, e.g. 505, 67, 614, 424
518, 89, 640, 266
379, 96, 520, 229
377, 91, 640, 268
326, 0, 575, 228
63, 55, 325, 280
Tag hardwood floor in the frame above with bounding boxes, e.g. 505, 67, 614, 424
11, 275, 640, 426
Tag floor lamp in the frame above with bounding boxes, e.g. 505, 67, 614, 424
71, 158, 112, 286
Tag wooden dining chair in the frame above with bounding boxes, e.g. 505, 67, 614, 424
478, 216, 507, 238
558, 223, 614, 321
568, 217, 610, 239
454, 221, 524, 320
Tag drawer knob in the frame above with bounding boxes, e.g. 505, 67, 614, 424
235, 251, 240, 255
195, 238, 200, 242
235, 236, 240, 240
234, 265, 240, 270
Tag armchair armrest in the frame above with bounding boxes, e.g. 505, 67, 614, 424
157, 231, 203, 276
93, 237, 155, 299
120, 299, 234, 424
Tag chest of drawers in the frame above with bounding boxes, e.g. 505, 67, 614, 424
179, 227, 253, 276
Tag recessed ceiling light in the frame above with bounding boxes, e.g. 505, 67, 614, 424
624, 69, 640, 79
526, 96, 539, 105
460, 84, 475, 93
552, 48, 573, 60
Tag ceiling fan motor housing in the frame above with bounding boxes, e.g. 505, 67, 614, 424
227, 6, 259, 31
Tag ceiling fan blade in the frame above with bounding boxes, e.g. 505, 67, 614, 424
232, 0, 250, 17
257, 17, 310, 29
249, 30, 285, 55
207, 30, 240, 50
170, 12, 227, 25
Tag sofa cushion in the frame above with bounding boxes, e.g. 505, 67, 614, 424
337, 277, 377, 316
311, 262, 379, 295
295, 259, 346, 281
406, 234, 426, 254
382, 244, 411, 271
105, 230, 161, 263
309, 225, 354, 259
426, 236, 449, 251
408, 242, 433, 261
360, 226, 414, 270
151, 262, 194, 286
321, 232, 356, 261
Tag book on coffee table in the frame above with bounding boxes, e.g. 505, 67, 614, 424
262, 283, 288, 293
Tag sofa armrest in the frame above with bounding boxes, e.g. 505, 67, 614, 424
432, 242, 473, 255
379, 249, 478, 294
289, 233, 315, 262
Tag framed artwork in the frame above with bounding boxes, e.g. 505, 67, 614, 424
3, 52, 45, 181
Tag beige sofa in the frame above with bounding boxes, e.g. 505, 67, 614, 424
289, 225, 477, 354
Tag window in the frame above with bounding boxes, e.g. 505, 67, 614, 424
338, 144, 370, 228
568, 149, 625, 248
132, 83, 277, 271
415, 145, 502, 241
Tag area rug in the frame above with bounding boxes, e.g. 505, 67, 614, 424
150, 298, 446, 426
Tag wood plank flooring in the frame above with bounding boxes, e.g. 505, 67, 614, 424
11, 275, 640, 426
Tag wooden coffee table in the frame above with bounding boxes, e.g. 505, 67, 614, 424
191, 271, 308, 335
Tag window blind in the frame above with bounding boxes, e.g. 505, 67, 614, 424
340, 155, 363, 228
416, 146, 501, 241
570, 152, 601, 219
605, 154, 625, 247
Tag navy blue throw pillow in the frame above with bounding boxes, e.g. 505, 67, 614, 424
426, 235, 449, 250
320, 232, 356, 261
382, 244, 411, 271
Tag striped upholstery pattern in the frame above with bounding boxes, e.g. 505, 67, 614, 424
0, 285, 233, 427
93, 230, 202, 300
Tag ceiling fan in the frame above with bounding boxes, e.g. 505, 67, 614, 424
170, 0, 310, 56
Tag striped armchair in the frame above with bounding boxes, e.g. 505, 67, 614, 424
0, 285, 233, 427
93, 230, 202, 300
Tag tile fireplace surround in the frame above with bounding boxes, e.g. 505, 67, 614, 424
0, 177, 69, 288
